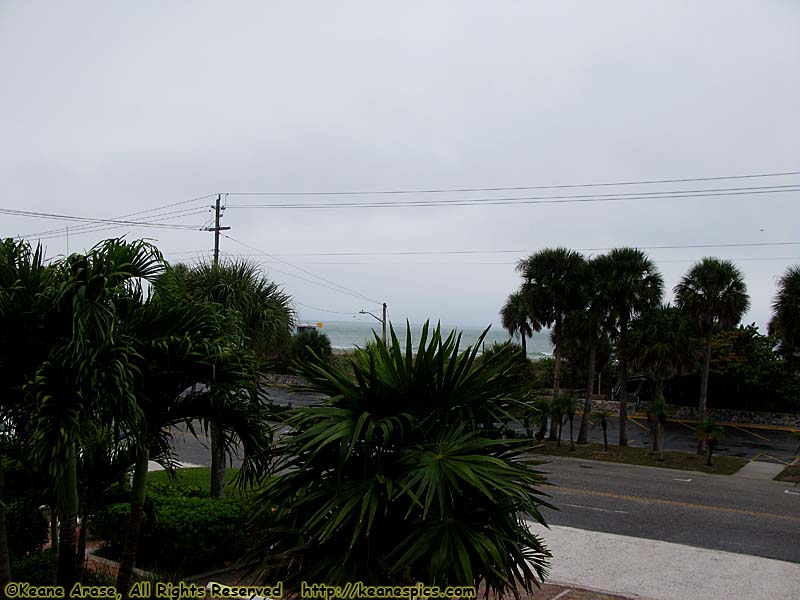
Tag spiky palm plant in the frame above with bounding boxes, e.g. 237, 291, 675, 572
247, 322, 552, 597
675, 258, 750, 421
594, 248, 664, 447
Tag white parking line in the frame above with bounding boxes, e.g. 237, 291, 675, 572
564, 503, 628, 515
674, 478, 693, 482
785, 489, 800, 496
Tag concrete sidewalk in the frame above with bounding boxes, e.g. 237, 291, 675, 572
530, 523, 800, 600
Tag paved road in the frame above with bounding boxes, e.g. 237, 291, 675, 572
169, 387, 800, 563
537, 455, 800, 563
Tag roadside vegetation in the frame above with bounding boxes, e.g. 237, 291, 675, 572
3, 235, 799, 597
532, 441, 747, 475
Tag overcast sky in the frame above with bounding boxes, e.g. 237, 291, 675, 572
2, 1, 799, 329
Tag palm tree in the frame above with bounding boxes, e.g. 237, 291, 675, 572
558, 395, 578, 451
595, 248, 664, 446
517, 248, 587, 440
675, 258, 750, 421
695, 418, 725, 467
26, 239, 164, 589
561, 258, 609, 445
247, 322, 552, 596
114, 291, 272, 598
500, 291, 540, 356
590, 409, 614, 451
0, 238, 55, 589
768, 265, 800, 365
163, 259, 295, 497
628, 305, 694, 454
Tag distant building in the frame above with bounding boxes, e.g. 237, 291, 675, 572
296, 322, 323, 335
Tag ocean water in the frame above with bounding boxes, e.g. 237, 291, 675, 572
305, 320, 553, 358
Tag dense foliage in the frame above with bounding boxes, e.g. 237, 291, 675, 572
93, 483, 251, 575
248, 323, 552, 597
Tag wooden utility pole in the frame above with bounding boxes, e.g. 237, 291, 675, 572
382, 302, 387, 344
207, 194, 230, 267
205, 194, 230, 498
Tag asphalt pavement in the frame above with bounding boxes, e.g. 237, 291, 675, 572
537, 454, 800, 563
168, 387, 800, 565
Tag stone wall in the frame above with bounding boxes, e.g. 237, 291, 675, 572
586, 399, 800, 428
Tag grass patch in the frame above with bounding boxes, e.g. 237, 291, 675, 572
775, 465, 800, 483
528, 440, 747, 475
147, 467, 241, 493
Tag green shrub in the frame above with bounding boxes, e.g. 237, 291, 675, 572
291, 329, 332, 366
6, 497, 49, 557
10, 549, 53, 585
92, 488, 249, 575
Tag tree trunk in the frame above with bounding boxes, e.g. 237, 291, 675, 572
116, 448, 150, 599
697, 333, 713, 454
549, 320, 562, 441
210, 425, 226, 498
617, 326, 629, 447
699, 333, 713, 417
652, 418, 661, 452
659, 422, 665, 461
602, 425, 608, 451
50, 506, 58, 582
706, 443, 713, 467
520, 329, 527, 356
651, 379, 665, 452
0, 466, 11, 594
568, 417, 575, 451
76, 515, 87, 579
556, 418, 562, 446
577, 341, 596, 445
536, 414, 547, 440
56, 439, 79, 591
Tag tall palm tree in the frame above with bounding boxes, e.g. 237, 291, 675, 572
561, 258, 610, 445
675, 258, 750, 420
26, 239, 164, 589
0, 239, 56, 590
500, 291, 540, 356
595, 248, 664, 446
113, 289, 272, 598
163, 259, 295, 497
628, 305, 695, 453
627, 304, 695, 451
517, 248, 587, 440
768, 265, 800, 365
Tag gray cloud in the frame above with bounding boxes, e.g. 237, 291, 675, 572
2, 1, 799, 328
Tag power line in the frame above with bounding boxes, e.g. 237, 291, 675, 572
222, 169, 800, 196
220, 236, 383, 305
211, 240, 800, 258
215, 256, 800, 266
22, 205, 210, 239
2, 206, 206, 231
224, 185, 800, 209
294, 301, 359, 316
19, 191, 216, 239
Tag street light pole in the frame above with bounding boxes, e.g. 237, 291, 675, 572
359, 303, 387, 344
